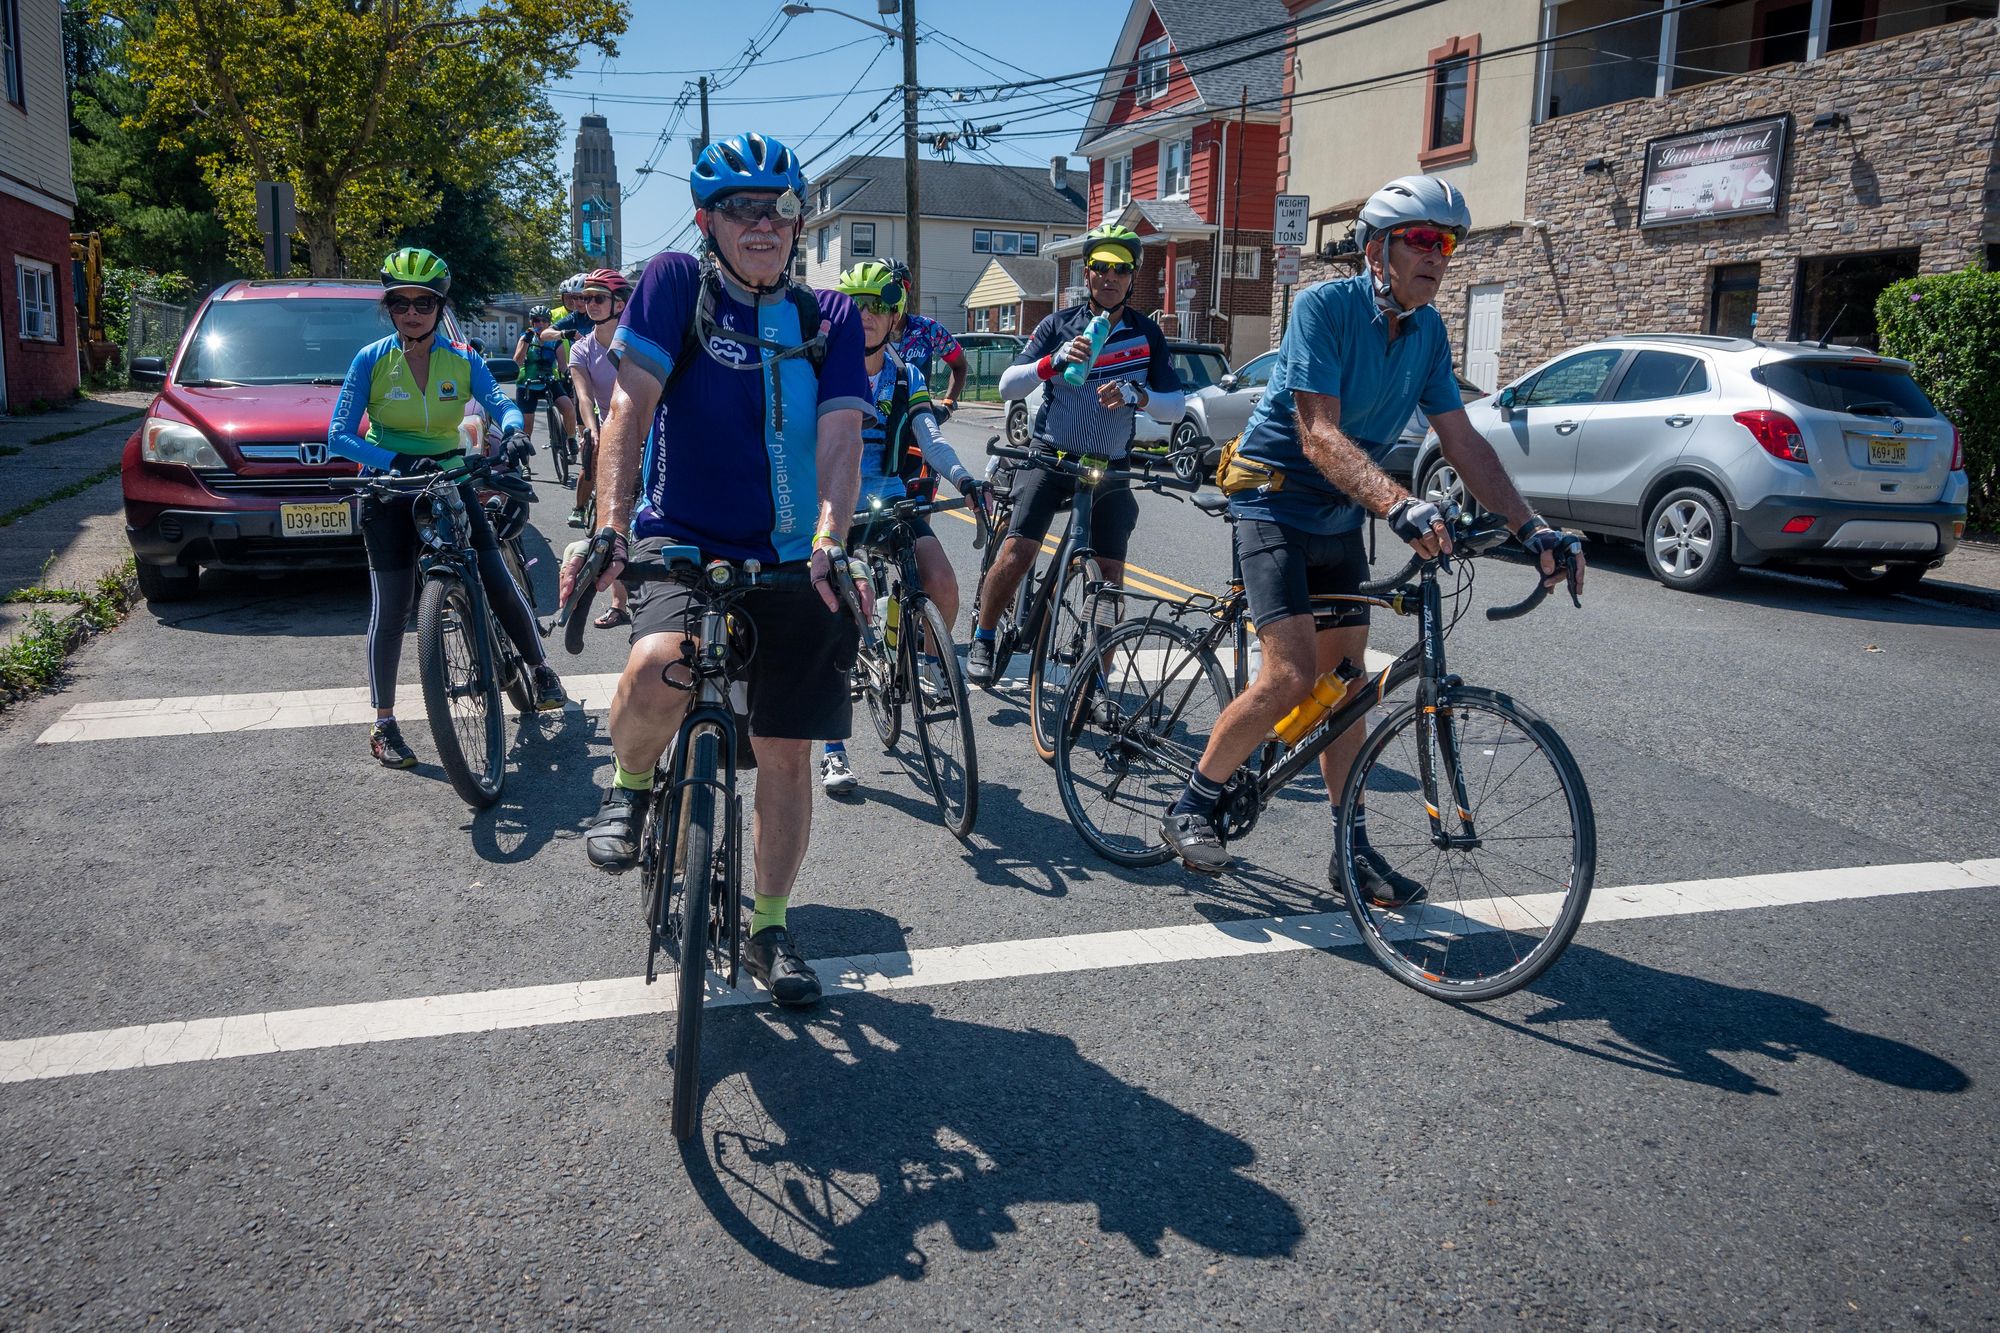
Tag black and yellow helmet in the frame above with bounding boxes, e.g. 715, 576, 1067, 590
834, 260, 906, 313
380, 246, 451, 297
1081, 222, 1142, 267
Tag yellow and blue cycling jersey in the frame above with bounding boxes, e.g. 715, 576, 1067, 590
328, 334, 523, 472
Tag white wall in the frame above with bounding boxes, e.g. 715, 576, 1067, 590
0, 0, 78, 213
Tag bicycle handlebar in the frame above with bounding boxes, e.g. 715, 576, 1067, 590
1356, 512, 1581, 621
985, 441, 1201, 494
327, 453, 490, 495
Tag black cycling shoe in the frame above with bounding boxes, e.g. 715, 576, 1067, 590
1341, 844, 1429, 908
966, 638, 997, 686
745, 925, 822, 1007
369, 720, 417, 769
1161, 808, 1233, 875
586, 784, 651, 873
531, 664, 566, 713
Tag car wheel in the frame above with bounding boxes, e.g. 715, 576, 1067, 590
1834, 561, 1929, 595
136, 560, 199, 604
1005, 401, 1031, 448
1419, 458, 1478, 520
1169, 420, 1204, 483
1644, 486, 1735, 593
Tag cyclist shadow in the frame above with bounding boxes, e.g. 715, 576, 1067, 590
464, 708, 605, 863
684, 968, 1303, 1285
1477, 944, 1971, 1097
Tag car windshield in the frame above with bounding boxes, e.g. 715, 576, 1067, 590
1761, 360, 1937, 419
176, 297, 400, 386
1172, 351, 1229, 390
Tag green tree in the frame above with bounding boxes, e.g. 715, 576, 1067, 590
1877, 267, 2000, 530
396, 176, 565, 312
117, 0, 626, 278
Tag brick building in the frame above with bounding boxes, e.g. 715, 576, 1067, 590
1277, 0, 2000, 384
1057, 0, 1291, 364
1, 0, 81, 410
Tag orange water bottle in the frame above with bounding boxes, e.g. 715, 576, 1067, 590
1272, 658, 1364, 747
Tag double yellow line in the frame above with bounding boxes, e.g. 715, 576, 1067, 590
940, 508, 1204, 604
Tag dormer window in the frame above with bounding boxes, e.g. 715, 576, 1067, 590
1136, 38, 1171, 104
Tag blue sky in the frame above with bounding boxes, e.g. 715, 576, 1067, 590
545, 0, 1131, 261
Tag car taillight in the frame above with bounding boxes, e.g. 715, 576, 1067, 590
1735, 409, 1808, 463
1950, 426, 1963, 472
1782, 516, 1815, 534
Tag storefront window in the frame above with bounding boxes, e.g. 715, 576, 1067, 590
1544, 0, 1663, 119
1792, 250, 1919, 349
1709, 263, 1761, 338
1673, 0, 1809, 88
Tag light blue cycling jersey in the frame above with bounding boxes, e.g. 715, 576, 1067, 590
328, 335, 522, 472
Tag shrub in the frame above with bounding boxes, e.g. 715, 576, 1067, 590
1876, 267, 2000, 531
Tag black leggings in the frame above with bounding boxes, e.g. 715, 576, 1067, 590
358, 485, 544, 710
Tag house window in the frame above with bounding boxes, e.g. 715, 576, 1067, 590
816, 227, 829, 263
1421, 37, 1479, 166
1161, 138, 1192, 198
2, 0, 22, 108
1105, 155, 1132, 218
974, 308, 991, 332
1544, 0, 1664, 119
977, 229, 1039, 254
1053, 233, 1072, 244
851, 222, 875, 257
1708, 263, 1760, 337
1136, 37, 1171, 104
973, 229, 991, 253
999, 306, 1018, 332
1020, 233, 1039, 255
1225, 247, 1261, 280
16, 258, 57, 342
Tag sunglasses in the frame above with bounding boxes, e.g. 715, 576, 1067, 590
1085, 260, 1135, 275
581, 292, 615, 304
710, 193, 801, 225
386, 295, 440, 315
857, 298, 904, 317
1393, 226, 1458, 258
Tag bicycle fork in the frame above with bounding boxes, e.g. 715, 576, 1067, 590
1413, 577, 1480, 850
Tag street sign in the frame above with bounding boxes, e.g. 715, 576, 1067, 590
255, 181, 296, 276
1275, 246, 1301, 286
1274, 194, 1310, 248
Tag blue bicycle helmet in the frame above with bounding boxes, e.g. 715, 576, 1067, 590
690, 132, 807, 208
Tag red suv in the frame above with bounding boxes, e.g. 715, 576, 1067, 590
122, 279, 470, 602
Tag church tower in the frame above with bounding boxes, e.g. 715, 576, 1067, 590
571, 114, 622, 269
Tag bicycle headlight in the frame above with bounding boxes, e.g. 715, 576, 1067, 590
869, 496, 883, 510
1085, 466, 1103, 483
707, 560, 732, 587
140, 417, 225, 469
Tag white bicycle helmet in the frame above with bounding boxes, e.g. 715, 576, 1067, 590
1354, 176, 1472, 315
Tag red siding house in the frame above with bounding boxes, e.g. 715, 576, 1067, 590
1057, 0, 1289, 365
1, 0, 81, 410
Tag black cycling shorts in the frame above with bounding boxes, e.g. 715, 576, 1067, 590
624, 537, 859, 741
847, 514, 935, 550
1004, 464, 1138, 562
1235, 518, 1371, 632
517, 379, 571, 417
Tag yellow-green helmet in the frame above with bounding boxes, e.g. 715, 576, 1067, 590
834, 260, 906, 313
1081, 222, 1141, 267
381, 246, 451, 297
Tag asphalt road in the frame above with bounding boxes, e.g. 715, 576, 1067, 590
1, 413, 1996, 1328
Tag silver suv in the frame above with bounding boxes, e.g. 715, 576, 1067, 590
1411, 334, 1969, 594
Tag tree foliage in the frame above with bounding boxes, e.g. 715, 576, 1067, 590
117, 0, 626, 280
1876, 267, 2000, 531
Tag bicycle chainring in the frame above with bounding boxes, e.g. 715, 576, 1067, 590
1214, 777, 1263, 841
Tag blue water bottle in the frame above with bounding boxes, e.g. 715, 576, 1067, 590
1063, 312, 1112, 388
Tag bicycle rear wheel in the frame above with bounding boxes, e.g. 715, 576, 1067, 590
669, 727, 723, 1142
908, 599, 979, 839
545, 404, 566, 485
416, 574, 504, 807
1339, 685, 1595, 1002
1029, 554, 1111, 763
1054, 618, 1230, 866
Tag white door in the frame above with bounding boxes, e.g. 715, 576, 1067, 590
1464, 284, 1504, 393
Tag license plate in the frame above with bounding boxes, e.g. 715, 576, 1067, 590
1868, 439, 1908, 467
280, 501, 353, 537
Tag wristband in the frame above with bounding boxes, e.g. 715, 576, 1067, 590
1037, 354, 1058, 381
1515, 514, 1551, 542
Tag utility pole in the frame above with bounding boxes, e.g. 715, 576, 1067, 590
698, 76, 711, 151
900, 0, 921, 311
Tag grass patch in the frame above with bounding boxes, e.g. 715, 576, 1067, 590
0, 558, 139, 705
19, 409, 145, 448
0, 462, 124, 529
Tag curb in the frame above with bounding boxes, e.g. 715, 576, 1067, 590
1908, 578, 2000, 613
0, 563, 140, 710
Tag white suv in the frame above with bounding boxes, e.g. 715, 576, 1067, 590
1411, 334, 1969, 594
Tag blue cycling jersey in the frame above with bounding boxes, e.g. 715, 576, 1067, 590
611, 251, 869, 564
856, 354, 933, 508
327, 334, 522, 472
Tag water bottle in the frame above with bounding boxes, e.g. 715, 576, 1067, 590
1273, 658, 1365, 747
1062, 312, 1112, 388
884, 595, 901, 652
1246, 636, 1263, 688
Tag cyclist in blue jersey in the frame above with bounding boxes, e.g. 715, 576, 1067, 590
1158, 177, 1584, 895
560, 132, 869, 1008
818, 260, 987, 795
329, 247, 564, 768
512, 304, 580, 450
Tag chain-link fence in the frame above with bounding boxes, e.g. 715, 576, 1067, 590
934, 343, 1024, 403
126, 295, 188, 369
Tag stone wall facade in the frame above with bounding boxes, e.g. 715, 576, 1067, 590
1271, 18, 2000, 382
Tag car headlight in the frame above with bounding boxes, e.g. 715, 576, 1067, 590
141, 417, 225, 468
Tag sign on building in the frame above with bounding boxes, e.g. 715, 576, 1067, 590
1274, 195, 1310, 248
1639, 115, 1790, 228
1274, 247, 1301, 286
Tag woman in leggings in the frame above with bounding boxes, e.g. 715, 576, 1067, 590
328, 247, 565, 768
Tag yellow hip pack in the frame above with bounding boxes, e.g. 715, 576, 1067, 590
1215, 434, 1285, 495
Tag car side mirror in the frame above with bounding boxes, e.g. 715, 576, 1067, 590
1495, 385, 1518, 420
486, 357, 519, 384
1218, 374, 1238, 391
130, 356, 167, 386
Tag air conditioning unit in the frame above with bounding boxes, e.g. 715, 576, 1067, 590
1063, 286, 1087, 306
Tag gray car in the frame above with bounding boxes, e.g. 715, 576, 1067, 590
1410, 334, 1968, 594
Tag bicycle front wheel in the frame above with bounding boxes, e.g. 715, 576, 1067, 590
498, 541, 538, 716
669, 726, 723, 1142
1054, 618, 1230, 866
908, 599, 979, 839
1339, 686, 1595, 1002
416, 574, 504, 807
1029, 554, 1111, 763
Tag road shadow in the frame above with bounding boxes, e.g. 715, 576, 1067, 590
146, 567, 372, 636
467, 706, 606, 864
1578, 543, 1994, 628
681, 941, 1302, 1285
1474, 943, 1971, 1097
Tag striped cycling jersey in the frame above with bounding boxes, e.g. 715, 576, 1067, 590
856, 351, 933, 508
327, 334, 522, 472
1013, 305, 1180, 460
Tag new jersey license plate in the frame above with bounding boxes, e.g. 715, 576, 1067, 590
1867, 438, 1908, 467
280, 501, 354, 538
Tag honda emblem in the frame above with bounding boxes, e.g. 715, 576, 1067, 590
299, 442, 329, 465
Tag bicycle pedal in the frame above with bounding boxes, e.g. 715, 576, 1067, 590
1178, 854, 1225, 877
